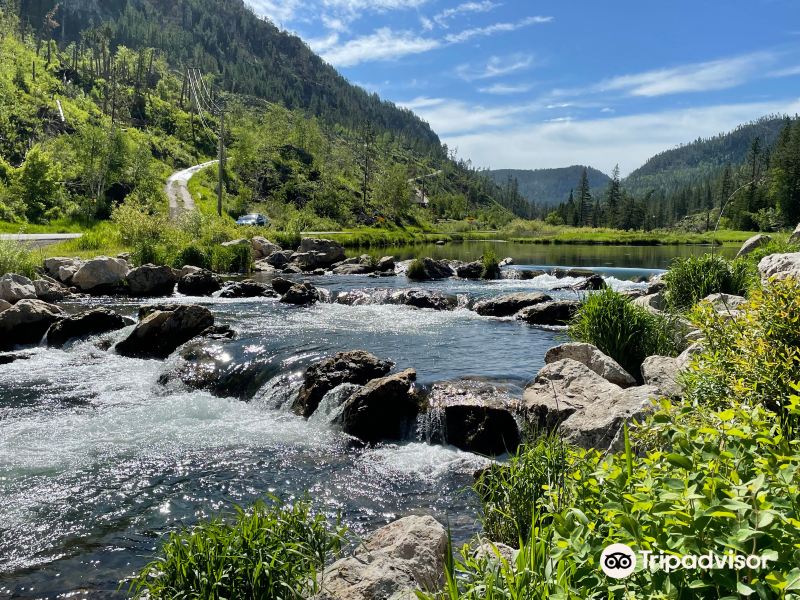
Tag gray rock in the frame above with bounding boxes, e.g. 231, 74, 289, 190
260, 250, 290, 269
377, 256, 396, 272
44, 257, 80, 280
426, 381, 521, 456
474, 292, 552, 317
58, 264, 80, 285
338, 369, 420, 443
317, 515, 447, 600
219, 280, 275, 298
178, 269, 221, 296
127, 264, 178, 297
293, 351, 394, 418
179, 265, 203, 278
516, 300, 580, 326
701, 293, 747, 319
406, 257, 454, 280
72, 256, 130, 293
633, 292, 666, 314
33, 278, 68, 302
646, 273, 667, 295
758, 252, 800, 281
389, 289, 458, 311
0, 273, 36, 303
116, 304, 214, 358
790, 223, 800, 245
281, 282, 321, 305
271, 277, 294, 295
0, 299, 11, 313
333, 263, 374, 275
456, 261, 483, 279
545, 343, 636, 388
573, 274, 607, 291
292, 239, 346, 270
473, 542, 518, 565
221, 238, 249, 248
0, 299, 62, 350
641, 355, 685, 398
736, 234, 771, 258
46, 308, 128, 348
250, 236, 282, 260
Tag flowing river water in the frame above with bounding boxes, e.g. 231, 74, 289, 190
0, 243, 735, 598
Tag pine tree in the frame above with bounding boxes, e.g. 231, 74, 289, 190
576, 167, 592, 227
605, 164, 621, 228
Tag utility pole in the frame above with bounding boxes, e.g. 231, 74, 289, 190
217, 108, 224, 217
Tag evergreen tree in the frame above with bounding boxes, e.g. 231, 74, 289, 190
576, 167, 592, 227
605, 164, 621, 228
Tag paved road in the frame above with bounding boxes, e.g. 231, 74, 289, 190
0, 233, 83, 248
166, 160, 218, 220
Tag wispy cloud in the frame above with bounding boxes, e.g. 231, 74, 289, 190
768, 65, 800, 78
247, 0, 305, 24
433, 1, 500, 28
444, 15, 552, 44
456, 54, 534, 81
321, 28, 440, 67
401, 96, 537, 134
479, 83, 533, 95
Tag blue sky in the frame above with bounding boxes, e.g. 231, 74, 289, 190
246, 0, 800, 175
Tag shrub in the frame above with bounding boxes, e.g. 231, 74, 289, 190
173, 244, 211, 269
480, 248, 501, 280
74, 223, 121, 251
407, 258, 427, 280
129, 499, 347, 599
0, 239, 40, 277
569, 288, 680, 381
663, 254, 754, 311
211, 243, 252, 274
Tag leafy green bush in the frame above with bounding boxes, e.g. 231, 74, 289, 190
0, 239, 40, 277
74, 223, 121, 251
569, 288, 680, 381
130, 499, 347, 599
211, 242, 252, 274
407, 258, 427, 280
173, 244, 211, 269
480, 248, 501, 280
686, 277, 800, 436
664, 254, 754, 311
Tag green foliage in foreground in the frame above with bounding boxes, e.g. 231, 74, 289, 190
129, 499, 347, 600
569, 288, 681, 381
480, 247, 501, 280
0, 238, 40, 278
407, 258, 428, 280
424, 280, 800, 600
664, 254, 754, 311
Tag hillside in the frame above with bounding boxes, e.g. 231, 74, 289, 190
623, 116, 788, 197
486, 166, 611, 207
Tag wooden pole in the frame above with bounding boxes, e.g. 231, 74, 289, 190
217, 108, 224, 217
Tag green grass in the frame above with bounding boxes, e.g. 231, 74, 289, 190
663, 254, 755, 311
129, 499, 347, 600
0, 238, 43, 277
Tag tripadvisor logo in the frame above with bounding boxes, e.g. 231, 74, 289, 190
600, 544, 776, 579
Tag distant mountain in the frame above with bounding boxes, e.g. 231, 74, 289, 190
486, 166, 611, 207
622, 115, 788, 197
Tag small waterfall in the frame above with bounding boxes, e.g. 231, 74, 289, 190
308, 383, 361, 425
416, 398, 447, 445
252, 372, 304, 410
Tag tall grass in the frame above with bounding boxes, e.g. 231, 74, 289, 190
663, 254, 754, 311
129, 499, 347, 600
569, 288, 680, 380
0, 239, 40, 277
480, 247, 501, 280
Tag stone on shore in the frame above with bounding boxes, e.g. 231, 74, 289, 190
46, 308, 128, 348
33, 278, 68, 302
251, 237, 282, 260
0, 299, 62, 350
0, 273, 36, 303
116, 304, 214, 358
545, 343, 636, 388
44, 257, 80, 281
71, 256, 130, 294
0, 299, 11, 313
292, 238, 346, 270
736, 234, 771, 258
758, 252, 800, 281
473, 292, 552, 317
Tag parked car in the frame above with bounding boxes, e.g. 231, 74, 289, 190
236, 213, 269, 226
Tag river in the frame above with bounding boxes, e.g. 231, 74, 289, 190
0, 243, 731, 598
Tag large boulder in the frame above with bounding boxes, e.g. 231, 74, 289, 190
641, 356, 685, 398
271, 277, 295, 295
516, 300, 580, 326
293, 351, 394, 418
333, 263, 374, 275
251, 237, 282, 260
426, 381, 521, 455
736, 234, 771, 258
263, 250, 293, 269
281, 282, 321, 306
701, 293, 747, 319
34, 278, 68, 302
389, 289, 458, 311
456, 261, 484, 279
474, 292, 552, 317
0, 273, 36, 303
0, 299, 62, 350
633, 292, 666, 314
292, 238, 346, 270
71, 256, 130, 294
46, 308, 128, 348
377, 256, 395, 272
219, 280, 275, 298
44, 257, 81, 281
573, 274, 607, 291
337, 369, 420, 443
790, 223, 800, 245
0, 299, 11, 313
405, 257, 454, 280
758, 252, 800, 281
544, 343, 636, 388
317, 515, 447, 600
127, 264, 178, 297
178, 269, 221, 296
116, 304, 214, 358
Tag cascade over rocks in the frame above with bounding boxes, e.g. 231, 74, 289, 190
337, 369, 420, 443
0, 273, 36, 303
426, 380, 521, 456
293, 351, 394, 418
219, 280, 276, 298
316, 515, 447, 600
116, 304, 214, 358
473, 292, 552, 317
178, 269, 221, 296
545, 343, 637, 388
389, 289, 458, 311
71, 256, 130, 294
126, 264, 178, 297
0, 299, 62, 350
46, 308, 128, 348
516, 300, 580, 326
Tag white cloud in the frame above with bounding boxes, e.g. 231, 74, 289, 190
247, 0, 304, 23
479, 83, 533, 95
307, 32, 341, 53
433, 1, 500, 28
444, 15, 552, 43
401, 96, 537, 135
456, 54, 534, 81
321, 28, 440, 67
596, 52, 777, 97
439, 99, 800, 175
768, 65, 800, 78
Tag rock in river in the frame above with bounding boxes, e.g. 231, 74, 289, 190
46, 308, 128, 348
473, 292, 552, 317
219, 280, 275, 298
516, 300, 580, 326
281, 282, 321, 305
71, 256, 130, 294
389, 289, 458, 311
127, 264, 178, 297
0, 299, 62, 350
0, 273, 36, 304
293, 351, 394, 417
116, 304, 214, 358
177, 269, 221, 296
